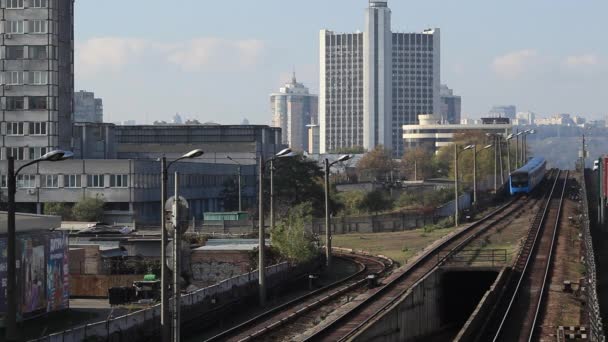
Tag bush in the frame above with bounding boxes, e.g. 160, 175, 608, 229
72, 196, 105, 222
270, 202, 320, 263
358, 190, 393, 213
44, 202, 71, 220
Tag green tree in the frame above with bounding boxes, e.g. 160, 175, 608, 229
270, 202, 319, 263
356, 145, 395, 181
44, 202, 71, 220
335, 190, 367, 216
358, 190, 393, 213
72, 196, 105, 222
401, 147, 436, 180
220, 177, 240, 212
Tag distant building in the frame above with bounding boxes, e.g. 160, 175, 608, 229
514, 112, 535, 126
123, 120, 136, 125
403, 114, 512, 154
270, 72, 318, 152
173, 113, 183, 124
535, 114, 575, 126
74, 90, 103, 123
320, 1, 441, 156
440, 85, 461, 124
489, 105, 517, 120
307, 124, 320, 154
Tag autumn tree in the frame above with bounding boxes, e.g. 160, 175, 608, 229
356, 145, 395, 181
401, 147, 436, 181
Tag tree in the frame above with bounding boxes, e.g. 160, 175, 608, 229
335, 190, 367, 216
270, 202, 319, 263
356, 145, 395, 181
358, 190, 393, 213
401, 148, 436, 181
220, 177, 240, 212
44, 202, 71, 220
72, 196, 105, 222
267, 154, 327, 217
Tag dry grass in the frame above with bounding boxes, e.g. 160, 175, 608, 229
331, 227, 456, 266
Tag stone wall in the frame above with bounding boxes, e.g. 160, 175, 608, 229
190, 250, 251, 286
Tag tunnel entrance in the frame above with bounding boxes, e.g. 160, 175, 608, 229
439, 269, 498, 339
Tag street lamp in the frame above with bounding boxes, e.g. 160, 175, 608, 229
258, 147, 296, 307
226, 156, 242, 212
521, 129, 536, 164
463, 144, 493, 206
160, 149, 204, 342
324, 154, 352, 269
515, 130, 525, 168
6, 150, 73, 341
506, 133, 514, 174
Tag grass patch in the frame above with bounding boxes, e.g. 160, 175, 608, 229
331, 227, 456, 266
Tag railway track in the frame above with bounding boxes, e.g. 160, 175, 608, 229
204, 253, 389, 342
487, 169, 568, 342
301, 188, 545, 342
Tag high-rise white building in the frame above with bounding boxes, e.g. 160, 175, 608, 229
270, 73, 318, 151
320, 0, 440, 156
1, 0, 74, 161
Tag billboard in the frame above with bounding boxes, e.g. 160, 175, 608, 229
0, 231, 69, 319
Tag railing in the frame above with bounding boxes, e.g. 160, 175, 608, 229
580, 172, 605, 342
439, 248, 508, 267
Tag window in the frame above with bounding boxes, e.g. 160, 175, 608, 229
5, 46, 24, 59
6, 97, 25, 110
28, 46, 47, 59
5, 71, 24, 85
0, 175, 6, 188
110, 174, 129, 188
41, 174, 58, 188
6, 122, 24, 135
17, 174, 35, 188
87, 174, 105, 188
31, 0, 48, 8
29, 122, 47, 135
5, 21, 24, 34
28, 96, 47, 110
6, 0, 24, 9
64, 174, 81, 188
7, 147, 25, 160
30, 71, 48, 85
29, 147, 47, 160
29, 20, 48, 34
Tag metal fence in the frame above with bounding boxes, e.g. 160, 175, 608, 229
30, 262, 290, 342
580, 173, 605, 342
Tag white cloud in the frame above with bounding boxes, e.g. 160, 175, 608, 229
76, 37, 265, 76
564, 54, 600, 68
76, 38, 149, 76
166, 38, 265, 71
491, 49, 538, 80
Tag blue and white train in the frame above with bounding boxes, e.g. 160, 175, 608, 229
509, 157, 547, 195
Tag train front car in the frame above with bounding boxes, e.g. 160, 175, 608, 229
509, 157, 547, 195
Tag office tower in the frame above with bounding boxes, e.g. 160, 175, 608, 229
270, 72, 318, 151
1, 0, 74, 160
74, 90, 103, 123
320, 0, 440, 156
440, 85, 461, 124
489, 105, 517, 120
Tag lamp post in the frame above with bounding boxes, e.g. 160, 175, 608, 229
160, 149, 204, 342
324, 155, 352, 269
257, 148, 295, 307
515, 130, 524, 168
522, 129, 536, 164
226, 156, 242, 212
6, 150, 74, 341
463, 144, 493, 206
506, 133, 514, 174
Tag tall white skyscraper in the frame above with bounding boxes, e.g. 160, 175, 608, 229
320, 0, 440, 156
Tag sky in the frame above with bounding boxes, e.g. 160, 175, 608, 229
75, 0, 608, 125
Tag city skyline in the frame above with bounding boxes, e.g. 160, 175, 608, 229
75, 0, 607, 125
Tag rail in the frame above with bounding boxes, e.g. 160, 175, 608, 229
491, 170, 567, 342
204, 252, 389, 342
304, 192, 530, 342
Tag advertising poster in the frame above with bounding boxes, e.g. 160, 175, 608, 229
20, 236, 47, 315
47, 233, 67, 311
0, 238, 7, 313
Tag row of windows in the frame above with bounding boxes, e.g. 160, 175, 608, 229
1, 71, 48, 85
5, 121, 47, 135
0, 174, 129, 189
1, 96, 53, 110
4, 0, 48, 9
4, 45, 49, 59
2, 146, 48, 160
4, 20, 49, 34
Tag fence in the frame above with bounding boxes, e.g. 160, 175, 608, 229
31, 262, 293, 342
580, 172, 605, 342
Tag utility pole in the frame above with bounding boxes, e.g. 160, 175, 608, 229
172, 172, 181, 342
237, 165, 242, 212
160, 157, 170, 342
6, 157, 17, 341
454, 144, 459, 227
515, 128, 519, 169
473, 145, 477, 205
493, 137, 498, 193
324, 158, 332, 268
258, 157, 266, 306
498, 135, 504, 185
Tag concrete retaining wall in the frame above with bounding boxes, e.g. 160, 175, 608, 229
32, 260, 317, 342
